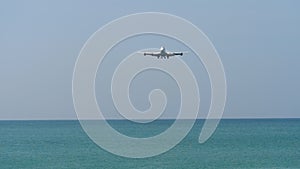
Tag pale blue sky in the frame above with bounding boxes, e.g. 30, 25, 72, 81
0, 0, 299, 120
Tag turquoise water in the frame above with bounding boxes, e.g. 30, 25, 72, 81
1, 119, 299, 169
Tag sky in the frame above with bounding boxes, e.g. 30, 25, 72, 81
0, 0, 299, 120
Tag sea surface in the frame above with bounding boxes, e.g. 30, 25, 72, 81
1, 119, 299, 169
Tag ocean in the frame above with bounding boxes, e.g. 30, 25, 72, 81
1, 119, 299, 169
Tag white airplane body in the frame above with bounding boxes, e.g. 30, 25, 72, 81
141, 46, 187, 59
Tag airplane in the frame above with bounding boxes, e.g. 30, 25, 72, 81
140, 46, 187, 59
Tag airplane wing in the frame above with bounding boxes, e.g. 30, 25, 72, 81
137, 51, 161, 58
173, 52, 183, 56
138, 52, 161, 57
167, 51, 188, 57
142, 52, 161, 57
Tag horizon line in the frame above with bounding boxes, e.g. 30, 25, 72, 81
0, 117, 300, 121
